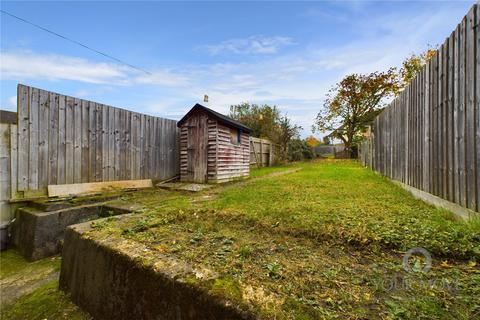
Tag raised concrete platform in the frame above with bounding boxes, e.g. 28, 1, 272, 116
12, 197, 139, 261
59, 218, 254, 320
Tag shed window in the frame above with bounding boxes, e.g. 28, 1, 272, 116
230, 128, 241, 145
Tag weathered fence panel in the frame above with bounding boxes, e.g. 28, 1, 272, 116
314, 145, 347, 158
360, 4, 479, 212
249, 137, 279, 167
0, 111, 17, 222
12, 84, 180, 200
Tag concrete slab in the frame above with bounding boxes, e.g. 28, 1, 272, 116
157, 182, 213, 192
26, 194, 122, 212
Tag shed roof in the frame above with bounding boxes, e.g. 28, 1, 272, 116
178, 104, 252, 133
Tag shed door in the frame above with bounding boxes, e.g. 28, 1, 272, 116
187, 113, 208, 183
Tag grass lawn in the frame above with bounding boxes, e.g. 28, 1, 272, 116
86, 160, 480, 319
0, 250, 90, 320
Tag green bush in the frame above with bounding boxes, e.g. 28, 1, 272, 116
288, 139, 315, 161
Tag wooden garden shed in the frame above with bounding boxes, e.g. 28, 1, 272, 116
178, 104, 251, 183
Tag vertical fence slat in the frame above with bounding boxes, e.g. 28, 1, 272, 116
423, 63, 430, 192
465, 7, 476, 210
88, 101, 96, 182
73, 98, 82, 183
139, 114, 145, 179
432, 51, 438, 196
119, 109, 126, 180
458, 16, 467, 207
454, 25, 461, 204
65, 96, 74, 184
126, 111, 132, 180
10, 124, 18, 199
95, 103, 103, 182
28, 87, 39, 190
81, 100, 89, 183
476, 3, 480, 212
38, 90, 49, 189
17, 85, 29, 191
108, 107, 115, 181
114, 108, 121, 181
57, 95, 66, 185
102, 104, 109, 182
447, 32, 455, 202
441, 43, 448, 199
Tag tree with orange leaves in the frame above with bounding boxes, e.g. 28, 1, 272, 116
399, 48, 437, 90
305, 136, 320, 148
313, 69, 400, 158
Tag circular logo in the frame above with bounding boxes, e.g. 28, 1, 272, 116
402, 247, 432, 273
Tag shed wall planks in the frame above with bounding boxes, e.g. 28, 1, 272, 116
179, 109, 251, 183
360, 4, 479, 212
12, 84, 179, 199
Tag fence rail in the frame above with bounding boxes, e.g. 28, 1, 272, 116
360, 4, 479, 212
11, 84, 180, 200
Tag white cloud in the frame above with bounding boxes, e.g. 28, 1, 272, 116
134, 69, 189, 87
74, 90, 90, 98
0, 50, 188, 87
8, 95, 16, 108
1, 51, 129, 84
199, 35, 295, 55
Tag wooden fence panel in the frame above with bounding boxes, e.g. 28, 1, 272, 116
249, 137, 279, 167
361, 3, 479, 212
12, 84, 180, 199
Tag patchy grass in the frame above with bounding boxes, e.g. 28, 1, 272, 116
87, 160, 480, 319
0, 250, 61, 280
249, 163, 295, 178
0, 249, 90, 319
0, 280, 90, 320
212, 161, 480, 259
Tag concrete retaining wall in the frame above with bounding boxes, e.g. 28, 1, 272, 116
60, 219, 254, 320
12, 200, 135, 261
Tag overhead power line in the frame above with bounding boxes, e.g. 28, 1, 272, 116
1, 9, 152, 75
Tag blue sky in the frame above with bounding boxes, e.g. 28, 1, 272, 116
0, 0, 474, 137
